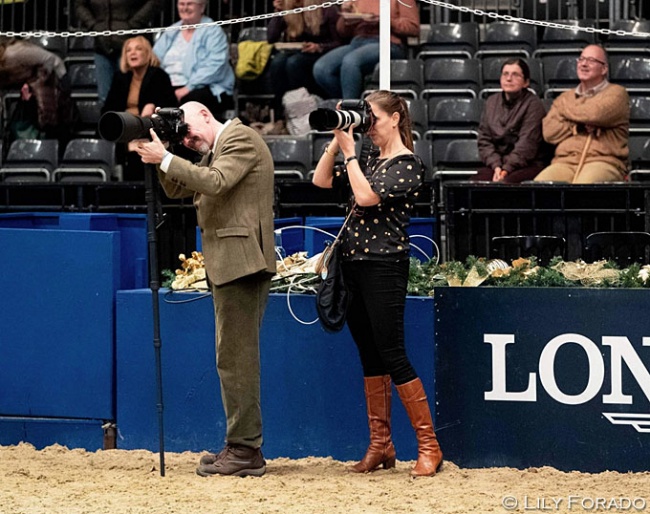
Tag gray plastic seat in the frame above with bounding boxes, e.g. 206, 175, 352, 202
421, 58, 481, 99
0, 139, 59, 182
609, 56, 650, 96
584, 231, 650, 266
491, 235, 566, 265
533, 20, 598, 58
364, 59, 423, 99
475, 22, 537, 59
542, 55, 579, 98
417, 22, 479, 61
53, 138, 114, 182
604, 20, 650, 56
266, 136, 312, 180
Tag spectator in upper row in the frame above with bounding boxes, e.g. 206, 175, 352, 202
535, 44, 630, 183
154, 0, 235, 121
475, 58, 548, 183
267, 0, 342, 116
74, 0, 162, 105
0, 36, 75, 142
312, 0, 419, 99
103, 36, 177, 181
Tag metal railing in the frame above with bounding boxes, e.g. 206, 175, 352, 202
0, 0, 644, 36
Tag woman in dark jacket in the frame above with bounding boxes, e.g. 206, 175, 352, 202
74, 0, 162, 104
474, 58, 548, 183
103, 36, 177, 180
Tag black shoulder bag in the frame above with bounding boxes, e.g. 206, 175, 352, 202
315, 206, 355, 333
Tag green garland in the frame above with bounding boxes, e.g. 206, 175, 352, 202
406, 256, 650, 296
162, 256, 650, 296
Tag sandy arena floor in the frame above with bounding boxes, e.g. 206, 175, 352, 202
1, 443, 649, 514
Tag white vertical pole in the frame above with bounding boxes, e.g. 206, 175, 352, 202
379, 0, 391, 91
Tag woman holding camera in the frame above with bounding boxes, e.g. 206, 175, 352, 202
312, 90, 443, 477
103, 36, 177, 180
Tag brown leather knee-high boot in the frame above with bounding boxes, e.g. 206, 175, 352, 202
350, 375, 396, 473
396, 378, 443, 477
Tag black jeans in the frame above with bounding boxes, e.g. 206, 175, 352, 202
342, 259, 418, 385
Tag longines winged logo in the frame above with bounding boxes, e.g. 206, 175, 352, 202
483, 333, 650, 434
602, 413, 650, 433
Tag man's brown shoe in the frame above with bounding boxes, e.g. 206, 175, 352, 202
199, 447, 227, 466
196, 444, 266, 477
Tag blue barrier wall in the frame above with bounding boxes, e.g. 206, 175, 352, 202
0, 213, 148, 450
0, 228, 118, 420
434, 287, 650, 473
116, 291, 435, 460
0, 213, 148, 289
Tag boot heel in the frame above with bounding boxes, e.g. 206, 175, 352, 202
383, 455, 396, 469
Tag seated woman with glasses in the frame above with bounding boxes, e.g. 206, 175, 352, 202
473, 58, 548, 183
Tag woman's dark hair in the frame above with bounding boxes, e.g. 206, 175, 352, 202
365, 90, 414, 151
501, 58, 530, 81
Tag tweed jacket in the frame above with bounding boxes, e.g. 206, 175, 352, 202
543, 83, 630, 173
158, 118, 276, 286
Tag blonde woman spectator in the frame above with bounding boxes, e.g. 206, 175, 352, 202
102, 36, 177, 180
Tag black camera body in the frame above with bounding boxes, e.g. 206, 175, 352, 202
98, 108, 189, 144
308, 99, 374, 134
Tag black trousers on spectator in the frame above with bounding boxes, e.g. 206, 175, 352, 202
342, 259, 418, 385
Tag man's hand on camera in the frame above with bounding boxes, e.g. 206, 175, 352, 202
134, 129, 168, 164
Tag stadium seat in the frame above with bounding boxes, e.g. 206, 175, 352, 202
421, 58, 481, 99
266, 136, 312, 180
425, 97, 482, 139
237, 27, 268, 42
629, 96, 650, 134
491, 235, 566, 265
67, 62, 99, 99
430, 137, 480, 206
628, 135, 650, 182
435, 138, 482, 170
0, 139, 59, 182
604, 20, 650, 56
73, 98, 102, 137
52, 138, 115, 182
364, 59, 423, 99
608, 56, 650, 96
532, 19, 598, 59
65, 35, 95, 64
479, 56, 543, 98
542, 55, 579, 98
583, 231, 650, 266
475, 22, 537, 59
416, 22, 479, 61
404, 98, 427, 140
413, 139, 433, 181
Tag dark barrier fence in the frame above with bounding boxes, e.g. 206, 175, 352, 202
442, 182, 650, 262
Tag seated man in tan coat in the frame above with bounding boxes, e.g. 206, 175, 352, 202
535, 44, 629, 183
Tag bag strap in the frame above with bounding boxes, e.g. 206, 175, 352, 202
332, 203, 356, 246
